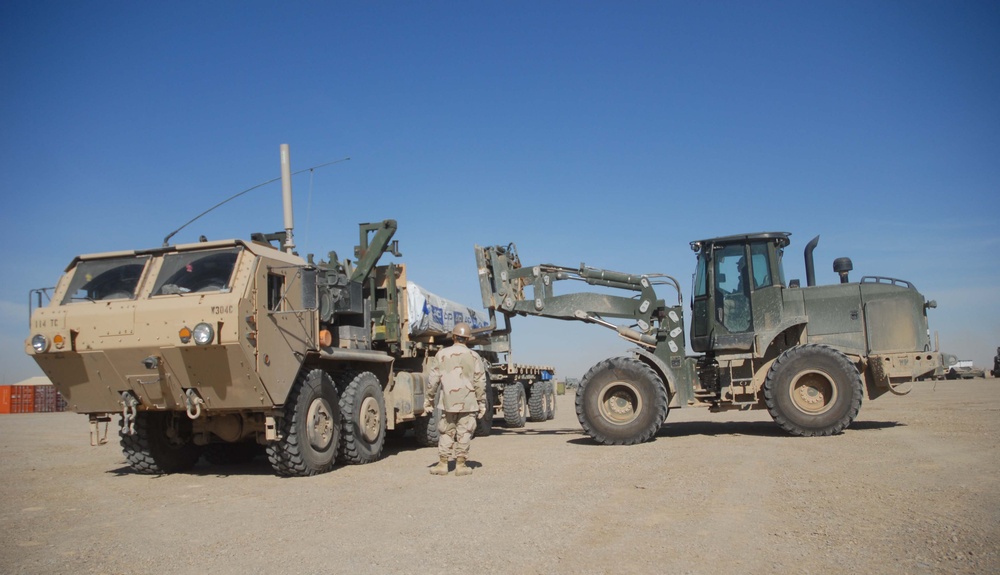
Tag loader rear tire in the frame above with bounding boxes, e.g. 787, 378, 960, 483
266, 369, 340, 477
576, 356, 668, 445
503, 383, 527, 428
763, 344, 863, 437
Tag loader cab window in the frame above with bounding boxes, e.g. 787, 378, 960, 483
152, 247, 240, 296
750, 242, 773, 289
715, 244, 752, 333
62, 256, 150, 304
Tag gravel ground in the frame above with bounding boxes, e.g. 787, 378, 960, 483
1, 378, 998, 575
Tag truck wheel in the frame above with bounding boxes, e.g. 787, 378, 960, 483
414, 402, 440, 447
575, 356, 668, 445
763, 344, 863, 437
503, 383, 527, 428
266, 368, 340, 477
338, 372, 386, 465
528, 382, 547, 422
120, 411, 202, 474
475, 379, 494, 437
545, 380, 557, 420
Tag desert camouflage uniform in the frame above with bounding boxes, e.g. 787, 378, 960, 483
426, 342, 486, 459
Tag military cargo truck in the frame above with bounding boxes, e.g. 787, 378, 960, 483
23, 145, 519, 477
475, 232, 951, 445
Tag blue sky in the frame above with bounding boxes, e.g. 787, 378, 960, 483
2, 1, 998, 383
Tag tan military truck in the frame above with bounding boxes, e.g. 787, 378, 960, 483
24, 146, 500, 476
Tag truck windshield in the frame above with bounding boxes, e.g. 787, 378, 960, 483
151, 247, 241, 295
61, 256, 150, 304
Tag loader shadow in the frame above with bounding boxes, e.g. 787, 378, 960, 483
564, 419, 905, 445
487, 426, 583, 437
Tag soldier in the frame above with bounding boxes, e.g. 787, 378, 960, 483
994, 347, 1000, 378
424, 322, 487, 476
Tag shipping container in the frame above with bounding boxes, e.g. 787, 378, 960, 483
34, 386, 64, 413
0, 386, 10, 414
10, 385, 35, 414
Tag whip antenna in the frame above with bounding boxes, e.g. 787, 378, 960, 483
162, 155, 350, 247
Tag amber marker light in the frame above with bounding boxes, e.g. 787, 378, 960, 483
319, 329, 333, 347
179, 326, 192, 344
53, 334, 66, 350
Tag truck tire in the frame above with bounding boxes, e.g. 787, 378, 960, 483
528, 382, 547, 422
414, 403, 440, 447
503, 383, 527, 428
338, 372, 387, 465
475, 379, 494, 437
545, 380, 557, 420
120, 411, 202, 475
575, 356, 668, 445
266, 368, 340, 477
763, 344, 863, 437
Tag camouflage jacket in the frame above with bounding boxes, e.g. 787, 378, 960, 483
427, 343, 486, 413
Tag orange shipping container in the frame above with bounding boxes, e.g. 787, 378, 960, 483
11, 386, 35, 414
0, 386, 10, 414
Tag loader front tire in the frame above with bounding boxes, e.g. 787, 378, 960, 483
576, 356, 668, 445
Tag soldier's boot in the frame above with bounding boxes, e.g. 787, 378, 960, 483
429, 455, 450, 476
454, 457, 473, 477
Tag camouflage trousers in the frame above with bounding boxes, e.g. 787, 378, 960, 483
438, 412, 477, 459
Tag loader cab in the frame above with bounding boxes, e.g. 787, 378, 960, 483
689, 232, 790, 354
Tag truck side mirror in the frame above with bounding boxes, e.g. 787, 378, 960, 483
301, 267, 317, 310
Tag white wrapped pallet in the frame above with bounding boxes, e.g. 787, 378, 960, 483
406, 281, 491, 336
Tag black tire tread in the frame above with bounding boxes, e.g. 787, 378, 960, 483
503, 383, 526, 428
575, 356, 668, 445
337, 371, 386, 465
762, 344, 863, 437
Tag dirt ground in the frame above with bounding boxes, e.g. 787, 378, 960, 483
1, 379, 998, 575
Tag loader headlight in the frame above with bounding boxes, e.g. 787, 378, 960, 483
192, 322, 214, 346
31, 334, 49, 353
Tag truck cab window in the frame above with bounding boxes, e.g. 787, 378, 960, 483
267, 273, 285, 311
61, 256, 150, 304
152, 248, 240, 296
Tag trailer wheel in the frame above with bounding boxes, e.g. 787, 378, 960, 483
266, 368, 340, 476
528, 381, 547, 422
763, 344, 863, 437
120, 411, 202, 474
545, 380, 557, 420
475, 377, 494, 437
338, 372, 387, 465
575, 356, 668, 445
414, 402, 441, 447
503, 383, 527, 428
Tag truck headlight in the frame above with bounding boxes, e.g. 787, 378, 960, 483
192, 322, 214, 346
31, 334, 49, 353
